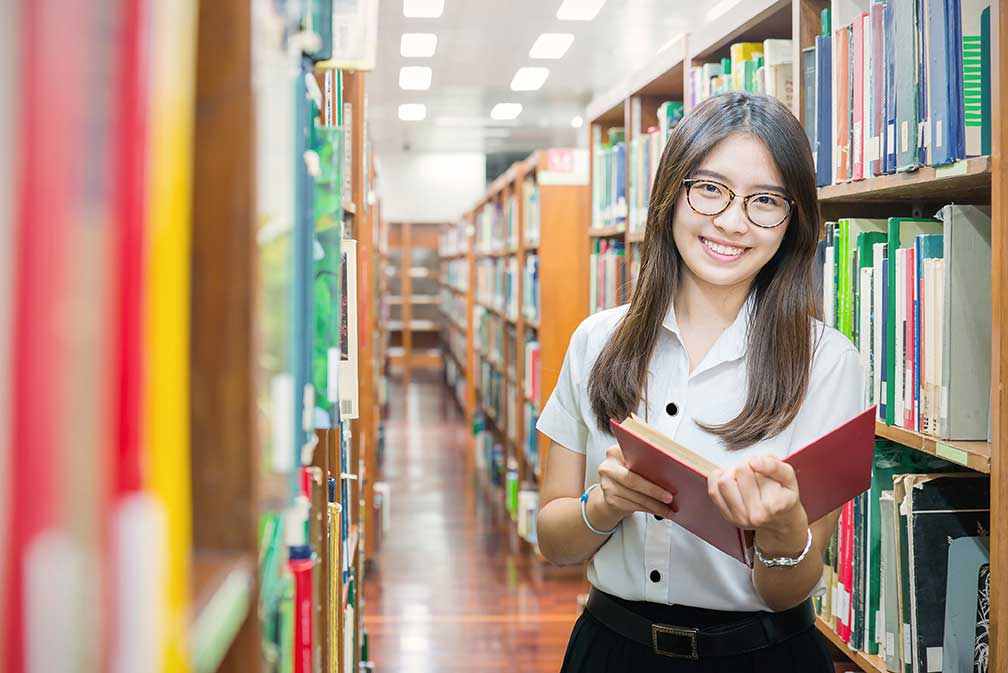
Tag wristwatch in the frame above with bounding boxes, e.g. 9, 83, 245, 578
754, 527, 813, 568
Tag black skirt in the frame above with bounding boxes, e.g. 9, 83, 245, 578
559, 592, 834, 673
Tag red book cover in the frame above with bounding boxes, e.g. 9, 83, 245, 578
839, 500, 854, 642
610, 406, 876, 566
851, 15, 865, 181
834, 26, 851, 183
903, 248, 915, 429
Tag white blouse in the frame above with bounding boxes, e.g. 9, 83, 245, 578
536, 297, 865, 612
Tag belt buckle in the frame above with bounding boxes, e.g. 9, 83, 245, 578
651, 623, 699, 660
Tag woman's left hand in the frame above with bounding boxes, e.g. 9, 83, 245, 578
707, 455, 808, 538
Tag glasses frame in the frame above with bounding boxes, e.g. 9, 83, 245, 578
682, 178, 795, 229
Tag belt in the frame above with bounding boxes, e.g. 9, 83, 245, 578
584, 589, 816, 660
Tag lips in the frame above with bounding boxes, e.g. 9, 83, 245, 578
700, 236, 748, 258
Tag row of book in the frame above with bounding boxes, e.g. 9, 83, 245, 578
523, 177, 541, 246
438, 287, 466, 332
590, 239, 627, 314
804, 2, 991, 188
473, 411, 506, 489
442, 258, 468, 293
814, 440, 989, 673
523, 253, 540, 323
627, 101, 684, 233
592, 127, 628, 231
439, 219, 468, 257
523, 402, 541, 477
474, 305, 508, 374
689, 39, 794, 110
475, 196, 521, 254
816, 206, 991, 440
476, 256, 520, 321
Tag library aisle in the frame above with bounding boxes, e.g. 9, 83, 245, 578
363, 374, 586, 673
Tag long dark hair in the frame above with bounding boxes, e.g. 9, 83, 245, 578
587, 92, 821, 450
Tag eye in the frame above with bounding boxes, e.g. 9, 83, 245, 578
753, 195, 775, 205
700, 182, 721, 194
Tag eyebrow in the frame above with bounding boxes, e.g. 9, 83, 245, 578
691, 169, 786, 194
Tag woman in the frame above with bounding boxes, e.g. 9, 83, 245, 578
536, 92, 863, 672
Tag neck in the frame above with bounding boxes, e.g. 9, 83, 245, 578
674, 270, 752, 329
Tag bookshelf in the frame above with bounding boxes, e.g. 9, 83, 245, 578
578, 1, 1006, 670
383, 221, 444, 379
438, 150, 588, 544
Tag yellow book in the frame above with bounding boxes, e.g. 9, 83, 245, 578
143, 3, 198, 672
329, 503, 342, 673
730, 42, 763, 91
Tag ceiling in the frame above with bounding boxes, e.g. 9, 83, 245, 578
368, 0, 710, 157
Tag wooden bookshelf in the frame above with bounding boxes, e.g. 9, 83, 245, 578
815, 617, 887, 673
444, 149, 588, 538
577, 1, 1007, 670
189, 552, 256, 673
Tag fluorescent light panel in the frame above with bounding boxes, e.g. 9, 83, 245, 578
400, 33, 438, 57
490, 103, 523, 121
399, 66, 432, 90
570, 115, 584, 128
529, 33, 574, 59
510, 67, 550, 91
403, 0, 444, 18
398, 103, 427, 121
556, 0, 606, 21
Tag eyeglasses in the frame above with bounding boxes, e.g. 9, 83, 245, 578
682, 178, 794, 229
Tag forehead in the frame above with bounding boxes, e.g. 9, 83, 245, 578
694, 133, 785, 192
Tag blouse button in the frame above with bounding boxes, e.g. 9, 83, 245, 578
649, 570, 662, 583
666, 402, 678, 416
653, 514, 663, 521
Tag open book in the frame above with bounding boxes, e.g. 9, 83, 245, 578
609, 406, 876, 565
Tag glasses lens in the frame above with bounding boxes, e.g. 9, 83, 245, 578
746, 193, 790, 227
687, 180, 730, 215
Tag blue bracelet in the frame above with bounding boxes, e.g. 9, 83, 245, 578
581, 483, 618, 536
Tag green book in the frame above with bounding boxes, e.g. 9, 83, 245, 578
885, 218, 942, 426
854, 231, 886, 348
837, 219, 887, 340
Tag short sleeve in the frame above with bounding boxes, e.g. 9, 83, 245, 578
788, 337, 867, 453
536, 327, 590, 454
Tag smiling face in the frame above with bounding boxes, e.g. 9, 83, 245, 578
671, 132, 790, 295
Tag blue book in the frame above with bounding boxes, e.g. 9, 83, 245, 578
814, 34, 833, 187
615, 142, 627, 226
880, 257, 889, 421
927, 0, 960, 165
914, 234, 943, 433
917, 0, 930, 166
884, 1, 898, 173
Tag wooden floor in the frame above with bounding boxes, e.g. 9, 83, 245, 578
363, 372, 589, 673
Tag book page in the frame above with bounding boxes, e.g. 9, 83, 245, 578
625, 415, 718, 476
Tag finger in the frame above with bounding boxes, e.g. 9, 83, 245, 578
609, 483, 676, 518
620, 468, 676, 504
734, 464, 768, 528
716, 469, 750, 526
750, 455, 797, 488
707, 471, 738, 525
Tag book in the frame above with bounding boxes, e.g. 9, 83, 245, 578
961, 3, 992, 156
815, 34, 834, 186
869, 2, 886, 176
937, 205, 992, 440
893, 0, 920, 171
730, 42, 763, 91
901, 474, 990, 673
337, 240, 359, 420
609, 405, 877, 565
833, 25, 851, 183
942, 536, 989, 673
803, 46, 817, 150
884, 0, 898, 173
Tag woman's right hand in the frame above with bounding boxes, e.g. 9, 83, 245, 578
591, 444, 678, 526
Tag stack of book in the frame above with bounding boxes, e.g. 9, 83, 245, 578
689, 39, 794, 109
592, 127, 627, 231
817, 206, 991, 441
803, 3, 991, 188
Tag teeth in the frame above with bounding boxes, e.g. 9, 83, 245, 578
702, 237, 745, 257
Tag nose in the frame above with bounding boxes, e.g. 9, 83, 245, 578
711, 196, 750, 235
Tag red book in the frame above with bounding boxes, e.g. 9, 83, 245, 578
870, 4, 886, 176
851, 15, 866, 181
833, 26, 851, 183
837, 500, 854, 642
609, 406, 876, 566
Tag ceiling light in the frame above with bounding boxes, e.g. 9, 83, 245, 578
529, 33, 575, 59
556, 0, 607, 21
510, 67, 550, 91
398, 103, 427, 121
571, 115, 584, 128
403, 0, 444, 18
705, 0, 741, 22
490, 103, 523, 121
400, 33, 438, 57
399, 66, 432, 90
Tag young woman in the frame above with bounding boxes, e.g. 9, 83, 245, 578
536, 92, 864, 672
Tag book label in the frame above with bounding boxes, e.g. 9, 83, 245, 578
935, 443, 969, 467
901, 121, 909, 153
926, 646, 943, 672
